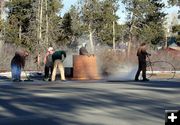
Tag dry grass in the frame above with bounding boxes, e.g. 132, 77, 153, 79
0, 44, 45, 72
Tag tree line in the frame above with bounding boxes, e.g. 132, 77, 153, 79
0, 0, 179, 53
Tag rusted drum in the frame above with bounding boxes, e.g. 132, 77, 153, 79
73, 55, 100, 80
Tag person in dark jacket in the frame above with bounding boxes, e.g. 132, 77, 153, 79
51, 50, 66, 81
79, 43, 89, 55
135, 43, 151, 81
11, 50, 29, 82
43, 47, 54, 81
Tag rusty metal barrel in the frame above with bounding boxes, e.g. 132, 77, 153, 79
73, 55, 100, 80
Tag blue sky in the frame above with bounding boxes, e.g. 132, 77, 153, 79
61, 0, 78, 14
61, 0, 179, 25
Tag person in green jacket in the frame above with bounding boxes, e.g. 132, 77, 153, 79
51, 50, 66, 81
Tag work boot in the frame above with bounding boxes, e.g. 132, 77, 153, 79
61, 79, 67, 82
13, 79, 22, 82
135, 78, 139, 81
43, 78, 49, 81
143, 78, 149, 81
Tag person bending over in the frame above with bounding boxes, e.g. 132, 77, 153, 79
11, 50, 28, 82
51, 49, 66, 81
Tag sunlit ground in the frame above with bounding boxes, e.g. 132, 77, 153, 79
0, 79, 179, 125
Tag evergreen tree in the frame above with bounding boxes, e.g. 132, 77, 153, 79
172, 24, 180, 44
45, 0, 63, 46
168, 0, 180, 6
5, 0, 32, 46
98, 0, 119, 47
122, 0, 166, 51
69, 5, 84, 37
168, 0, 180, 45
79, 0, 119, 51
61, 13, 73, 38
5, 0, 63, 50
145, 0, 166, 45
80, 0, 103, 52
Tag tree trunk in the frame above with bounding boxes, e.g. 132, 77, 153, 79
0, 0, 3, 18
45, 0, 49, 47
127, 33, 132, 58
113, 10, 116, 50
89, 23, 94, 53
164, 34, 168, 49
0, 0, 4, 56
127, 19, 134, 58
37, 0, 41, 44
19, 24, 22, 41
113, 20, 115, 50
39, 0, 43, 44
0, 32, 3, 58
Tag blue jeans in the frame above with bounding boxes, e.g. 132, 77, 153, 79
11, 64, 21, 81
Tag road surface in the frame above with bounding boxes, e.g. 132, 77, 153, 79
0, 79, 179, 125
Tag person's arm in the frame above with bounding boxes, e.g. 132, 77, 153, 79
62, 51, 66, 58
142, 50, 151, 56
61, 51, 66, 62
44, 53, 48, 64
21, 57, 25, 68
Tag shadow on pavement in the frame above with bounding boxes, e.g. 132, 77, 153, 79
0, 80, 179, 125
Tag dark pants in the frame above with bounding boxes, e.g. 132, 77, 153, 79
44, 65, 53, 79
135, 61, 147, 80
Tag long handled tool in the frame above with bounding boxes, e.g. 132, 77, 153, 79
23, 69, 34, 82
146, 55, 176, 79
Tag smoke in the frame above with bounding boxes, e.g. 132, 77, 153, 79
63, 52, 74, 67
63, 34, 97, 68
63, 34, 139, 81
107, 65, 138, 81
63, 35, 90, 67
76, 35, 91, 52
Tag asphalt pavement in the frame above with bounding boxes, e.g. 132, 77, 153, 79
0, 79, 179, 125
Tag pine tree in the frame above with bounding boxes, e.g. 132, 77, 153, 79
5, 0, 63, 50
69, 5, 84, 37
168, 0, 180, 45
79, 0, 119, 52
98, 0, 119, 48
61, 13, 73, 38
145, 0, 166, 45
80, 0, 103, 53
5, 0, 32, 46
122, 0, 166, 54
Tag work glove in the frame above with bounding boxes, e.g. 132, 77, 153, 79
147, 53, 151, 56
